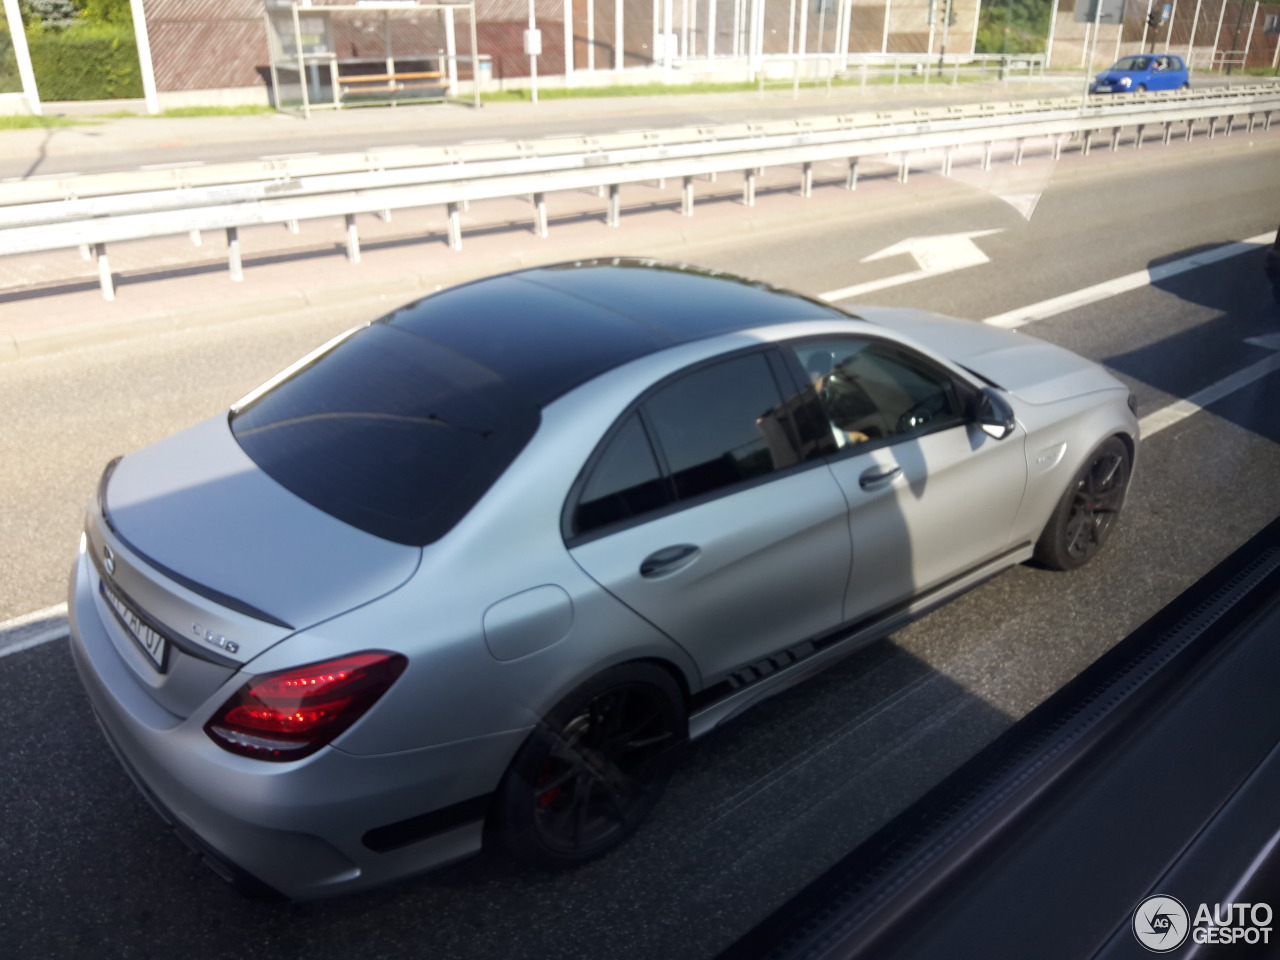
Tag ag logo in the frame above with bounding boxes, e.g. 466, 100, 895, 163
1134, 895, 1190, 952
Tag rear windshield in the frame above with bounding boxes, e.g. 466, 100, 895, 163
231, 324, 540, 546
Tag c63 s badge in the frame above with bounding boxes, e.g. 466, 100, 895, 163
193, 624, 239, 655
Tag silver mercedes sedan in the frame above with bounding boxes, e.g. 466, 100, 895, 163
68, 259, 1137, 900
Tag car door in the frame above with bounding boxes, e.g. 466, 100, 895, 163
566, 348, 852, 685
780, 337, 1028, 625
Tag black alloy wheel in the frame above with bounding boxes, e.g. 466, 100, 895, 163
1034, 437, 1131, 571
496, 663, 686, 867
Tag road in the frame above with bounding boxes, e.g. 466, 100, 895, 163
0, 120, 1278, 960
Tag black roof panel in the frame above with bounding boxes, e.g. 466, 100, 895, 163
384, 259, 848, 405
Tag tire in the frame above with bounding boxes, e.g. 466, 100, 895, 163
1181, 83, 1190, 90
494, 663, 686, 868
1033, 437, 1131, 571
1135, 84, 1147, 93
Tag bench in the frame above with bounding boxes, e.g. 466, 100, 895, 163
337, 72, 448, 102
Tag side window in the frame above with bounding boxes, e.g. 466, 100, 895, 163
644, 352, 799, 501
787, 339, 964, 449
574, 414, 673, 535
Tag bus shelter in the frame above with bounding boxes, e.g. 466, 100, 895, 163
265, 0, 481, 116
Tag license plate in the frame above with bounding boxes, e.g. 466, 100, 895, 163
100, 579, 168, 671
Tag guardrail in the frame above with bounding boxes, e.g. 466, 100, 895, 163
2, 83, 1278, 300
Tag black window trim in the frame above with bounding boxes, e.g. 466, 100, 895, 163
777, 332, 982, 465
561, 343, 827, 548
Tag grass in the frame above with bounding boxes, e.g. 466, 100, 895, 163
0, 114, 83, 129
159, 105, 276, 117
476, 72, 999, 102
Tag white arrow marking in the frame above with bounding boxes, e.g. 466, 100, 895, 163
820, 229, 1004, 301
983, 233, 1276, 329
1140, 334, 1280, 438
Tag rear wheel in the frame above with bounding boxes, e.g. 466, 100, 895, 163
495, 663, 686, 867
1033, 437, 1131, 571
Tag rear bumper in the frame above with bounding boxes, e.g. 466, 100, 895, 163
68, 546, 530, 900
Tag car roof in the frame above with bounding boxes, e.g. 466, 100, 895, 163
380, 258, 851, 405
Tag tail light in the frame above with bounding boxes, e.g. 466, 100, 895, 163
205, 651, 407, 761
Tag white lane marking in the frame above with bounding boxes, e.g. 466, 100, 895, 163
8, 172, 81, 181
138, 160, 206, 170
259, 151, 320, 160
0, 602, 69, 659
982, 233, 1275, 329
819, 230, 1003, 301
1139, 335, 1280, 438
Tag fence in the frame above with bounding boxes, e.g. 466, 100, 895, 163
1, 83, 1277, 300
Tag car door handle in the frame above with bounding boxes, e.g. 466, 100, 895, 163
640, 544, 701, 579
859, 464, 902, 490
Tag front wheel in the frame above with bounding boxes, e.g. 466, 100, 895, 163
1033, 437, 1131, 570
494, 663, 686, 868
1135, 84, 1147, 93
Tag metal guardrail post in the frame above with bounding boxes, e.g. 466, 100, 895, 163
743, 169, 756, 206
287, 219, 300, 234
1134, 125, 1144, 149
227, 227, 243, 281
897, 153, 910, 183
801, 162, 813, 198
846, 159, 858, 191
1110, 127, 1121, 151
1162, 122, 1173, 145
1208, 116, 1218, 138
533, 193, 548, 237
95, 244, 114, 302
682, 176, 694, 216
345, 214, 361, 263
447, 202, 462, 248
981, 141, 993, 169
607, 185, 620, 227
1013, 138, 1025, 165
1082, 131, 1093, 156
189, 230, 202, 247
942, 146, 954, 176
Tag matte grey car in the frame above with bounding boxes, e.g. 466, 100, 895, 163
68, 260, 1138, 899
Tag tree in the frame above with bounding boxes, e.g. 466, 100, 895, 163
79, 0, 133, 27
22, 0, 80, 27
975, 0, 1052, 53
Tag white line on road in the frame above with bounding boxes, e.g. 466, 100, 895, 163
1140, 335, 1280, 438
0, 603, 69, 659
981, 234, 1275, 329
138, 160, 207, 170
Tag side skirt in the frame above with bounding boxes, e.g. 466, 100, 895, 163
686, 543, 1033, 740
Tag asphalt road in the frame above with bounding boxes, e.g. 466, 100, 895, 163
0, 126, 1278, 960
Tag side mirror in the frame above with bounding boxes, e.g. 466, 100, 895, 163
976, 387, 1017, 440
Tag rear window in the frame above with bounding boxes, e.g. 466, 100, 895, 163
231, 324, 540, 546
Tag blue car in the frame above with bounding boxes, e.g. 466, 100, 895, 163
1091, 54, 1190, 94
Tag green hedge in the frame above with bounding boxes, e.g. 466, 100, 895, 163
27, 25, 142, 100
